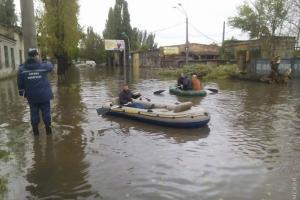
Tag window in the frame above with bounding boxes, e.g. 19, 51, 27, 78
4, 46, 9, 68
19, 50, 23, 65
11, 48, 15, 69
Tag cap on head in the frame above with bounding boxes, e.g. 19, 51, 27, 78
28, 48, 39, 57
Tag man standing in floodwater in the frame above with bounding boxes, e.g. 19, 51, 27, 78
17, 48, 54, 135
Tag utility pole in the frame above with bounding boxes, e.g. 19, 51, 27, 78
122, 32, 131, 67
20, 0, 37, 60
123, 46, 126, 82
174, 3, 189, 65
185, 16, 189, 65
222, 21, 225, 45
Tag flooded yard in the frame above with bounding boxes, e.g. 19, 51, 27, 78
0, 66, 299, 200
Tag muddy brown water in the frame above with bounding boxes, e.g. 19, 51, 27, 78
0, 66, 299, 200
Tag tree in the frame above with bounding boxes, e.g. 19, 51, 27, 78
103, 0, 157, 66
80, 26, 105, 63
103, 0, 132, 66
229, 0, 289, 39
103, 0, 131, 40
103, 8, 115, 39
220, 37, 238, 60
0, 0, 17, 27
39, 0, 80, 78
228, 0, 289, 56
131, 28, 157, 51
287, 0, 300, 47
229, 0, 292, 83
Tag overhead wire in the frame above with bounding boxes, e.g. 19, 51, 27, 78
188, 22, 220, 44
150, 21, 185, 33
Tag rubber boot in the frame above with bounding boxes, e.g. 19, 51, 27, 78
32, 125, 39, 136
45, 124, 52, 135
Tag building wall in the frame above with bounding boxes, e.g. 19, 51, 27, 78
258, 37, 295, 59
249, 58, 300, 77
233, 37, 296, 70
163, 43, 220, 58
132, 53, 140, 69
138, 50, 160, 67
0, 27, 25, 80
234, 37, 296, 60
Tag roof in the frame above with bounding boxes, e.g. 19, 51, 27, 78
162, 43, 219, 48
161, 43, 220, 56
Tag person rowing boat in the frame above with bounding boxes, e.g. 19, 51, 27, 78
119, 84, 145, 109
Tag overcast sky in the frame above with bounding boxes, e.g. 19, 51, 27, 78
15, 0, 248, 46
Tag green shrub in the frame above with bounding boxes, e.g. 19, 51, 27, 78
0, 150, 9, 160
157, 64, 239, 81
0, 178, 7, 199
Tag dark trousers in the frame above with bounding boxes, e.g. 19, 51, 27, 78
126, 102, 145, 109
29, 101, 51, 126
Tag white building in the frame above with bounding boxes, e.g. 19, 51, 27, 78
0, 25, 25, 80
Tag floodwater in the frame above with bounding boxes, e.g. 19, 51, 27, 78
0, 66, 299, 200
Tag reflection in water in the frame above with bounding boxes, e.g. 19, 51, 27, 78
0, 79, 26, 124
216, 81, 296, 170
0, 67, 299, 200
175, 95, 204, 105
103, 116, 210, 144
0, 79, 32, 199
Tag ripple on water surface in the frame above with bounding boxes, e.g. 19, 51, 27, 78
0, 68, 299, 200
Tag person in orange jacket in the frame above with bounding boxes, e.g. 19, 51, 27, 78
191, 74, 203, 91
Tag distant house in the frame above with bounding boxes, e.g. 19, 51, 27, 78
132, 43, 220, 68
163, 43, 220, 60
161, 43, 220, 67
231, 36, 296, 70
0, 25, 25, 80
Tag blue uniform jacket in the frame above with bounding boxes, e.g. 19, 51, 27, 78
17, 59, 54, 103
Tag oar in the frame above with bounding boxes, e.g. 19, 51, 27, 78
96, 107, 110, 115
153, 86, 218, 94
205, 88, 218, 93
176, 85, 218, 93
132, 93, 151, 102
153, 90, 165, 95
138, 96, 151, 102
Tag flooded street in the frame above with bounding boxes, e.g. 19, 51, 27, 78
0, 66, 299, 200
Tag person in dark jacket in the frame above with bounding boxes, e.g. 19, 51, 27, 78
119, 85, 144, 109
182, 76, 192, 90
177, 73, 186, 88
17, 48, 54, 135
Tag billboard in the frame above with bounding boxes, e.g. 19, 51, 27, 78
104, 40, 125, 51
163, 47, 179, 55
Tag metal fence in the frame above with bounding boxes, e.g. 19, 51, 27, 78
250, 58, 300, 77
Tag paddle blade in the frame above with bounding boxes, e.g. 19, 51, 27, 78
206, 88, 218, 93
153, 90, 165, 95
132, 93, 141, 99
96, 107, 110, 115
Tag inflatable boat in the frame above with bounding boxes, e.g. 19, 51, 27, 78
97, 98, 210, 128
169, 86, 207, 97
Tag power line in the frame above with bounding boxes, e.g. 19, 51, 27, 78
188, 22, 220, 44
150, 21, 185, 33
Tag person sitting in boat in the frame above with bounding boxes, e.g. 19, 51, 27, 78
182, 76, 193, 90
177, 73, 186, 88
119, 85, 145, 109
191, 74, 203, 91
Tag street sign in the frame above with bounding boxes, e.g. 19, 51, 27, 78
163, 47, 179, 55
104, 40, 125, 51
